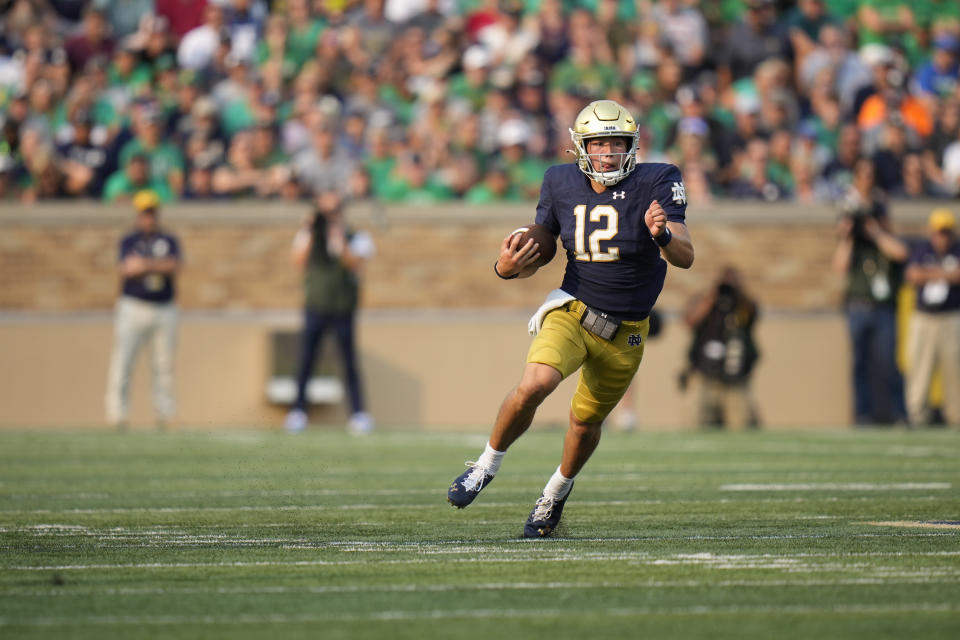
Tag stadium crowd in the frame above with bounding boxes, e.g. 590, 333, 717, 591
1, 0, 959, 206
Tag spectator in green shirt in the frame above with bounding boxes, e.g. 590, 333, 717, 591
465, 162, 522, 204
448, 45, 493, 112
107, 42, 153, 95
118, 108, 186, 196
496, 118, 551, 201
285, 0, 326, 71
378, 153, 453, 204
103, 154, 175, 203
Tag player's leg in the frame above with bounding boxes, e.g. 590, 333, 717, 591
331, 313, 373, 434
149, 303, 178, 428
937, 313, 960, 425
447, 361, 564, 508
524, 316, 648, 537
724, 382, 753, 431
846, 309, 873, 424
490, 362, 563, 451
105, 298, 149, 428
697, 376, 724, 427
448, 307, 585, 508
871, 308, 906, 423
610, 380, 638, 431
905, 312, 937, 426
286, 310, 325, 432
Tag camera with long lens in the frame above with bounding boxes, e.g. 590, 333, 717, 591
715, 282, 739, 313
839, 193, 871, 240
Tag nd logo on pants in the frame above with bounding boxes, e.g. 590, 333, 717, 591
527, 301, 649, 424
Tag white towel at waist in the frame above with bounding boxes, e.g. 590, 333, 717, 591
528, 288, 576, 336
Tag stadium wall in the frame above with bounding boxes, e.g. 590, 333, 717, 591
0, 309, 848, 429
0, 200, 942, 429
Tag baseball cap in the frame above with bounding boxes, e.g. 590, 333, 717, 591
498, 119, 531, 147
928, 208, 955, 232
133, 190, 160, 212
462, 45, 491, 70
934, 34, 959, 53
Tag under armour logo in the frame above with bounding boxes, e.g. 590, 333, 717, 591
671, 181, 686, 205
627, 334, 643, 346
612, 191, 626, 200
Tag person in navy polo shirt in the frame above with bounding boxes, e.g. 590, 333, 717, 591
105, 190, 182, 429
905, 208, 960, 426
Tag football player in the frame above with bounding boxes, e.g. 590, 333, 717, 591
447, 99, 694, 537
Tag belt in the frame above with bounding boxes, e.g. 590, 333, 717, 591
566, 300, 621, 341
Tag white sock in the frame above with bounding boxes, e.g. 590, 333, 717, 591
476, 442, 505, 475
543, 465, 574, 500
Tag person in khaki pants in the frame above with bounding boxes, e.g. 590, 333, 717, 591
104, 190, 182, 429
905, 208, 960, 427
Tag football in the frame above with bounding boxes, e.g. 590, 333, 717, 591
511, 223, 557, 267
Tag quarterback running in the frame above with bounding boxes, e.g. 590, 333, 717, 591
447, 99, 695, 537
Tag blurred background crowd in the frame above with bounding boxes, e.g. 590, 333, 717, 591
1, 0, 959, 207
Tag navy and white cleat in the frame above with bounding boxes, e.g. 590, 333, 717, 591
447, 462, 495, 508
523, 483, 573, 538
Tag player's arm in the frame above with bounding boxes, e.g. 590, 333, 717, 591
832, 216, 854, 275
906, 262, 960, 285
495, 231, 541, 279
497, 167, 557, 279
645, 199, 694, 269
145, 237, 182, 275
684, 287, 717, 327
120, 252, 179, 276
863, 217, 908, 263
291, 216, 313, 270
335, 229, 375, 274
144, 255, 181, 274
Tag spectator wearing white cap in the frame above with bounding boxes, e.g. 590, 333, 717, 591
177, 3, 226, 71
496, 117, 548, 200
449, 44, 492, 111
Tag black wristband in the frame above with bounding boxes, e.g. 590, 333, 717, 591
654, 227, 673, 247
494, 262, 519, 279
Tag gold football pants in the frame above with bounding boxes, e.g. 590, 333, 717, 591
527, 301, 649, 423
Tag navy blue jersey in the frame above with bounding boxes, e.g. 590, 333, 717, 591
909, 239, 960, 313
535, 162, 687, 319
118, 230, 181, 303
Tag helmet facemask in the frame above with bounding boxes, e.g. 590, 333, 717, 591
570, 132, 639, 186
569, 100, 640, 186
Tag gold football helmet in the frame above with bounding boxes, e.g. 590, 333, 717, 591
569, 100, 639, 186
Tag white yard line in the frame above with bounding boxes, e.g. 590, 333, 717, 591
8, 549, 960, 572
0, 531, 955, 555
0, 493, 952, 515
1, 603, 956, 627
6, 576, 960, 598
719, 483, 952, 491
861, 521, 960, 529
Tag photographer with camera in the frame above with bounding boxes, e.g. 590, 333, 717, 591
681, 266, 760, 430
832, 157, 909, 425
284, 190, 376, 434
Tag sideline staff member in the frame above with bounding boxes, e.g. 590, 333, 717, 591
105, 190, 182, 429
905, 208, 960, 426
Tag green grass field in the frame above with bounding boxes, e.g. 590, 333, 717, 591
1, 427, 959, 639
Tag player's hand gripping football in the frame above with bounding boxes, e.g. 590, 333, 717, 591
645, 199, 667, 239
497, 232, 541, 278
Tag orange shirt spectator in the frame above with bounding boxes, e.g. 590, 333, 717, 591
857, 93, 933, 138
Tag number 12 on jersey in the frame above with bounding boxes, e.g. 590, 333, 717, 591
573, 204, 620, 262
